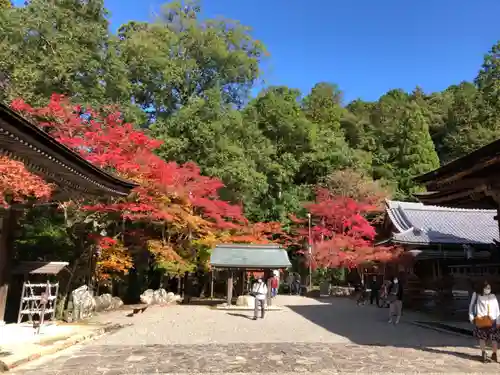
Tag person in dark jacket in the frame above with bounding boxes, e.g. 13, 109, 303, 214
294, 273, 302, 296
369, 276, 380, 305
183, 273, 195, 304
387, 277, 403, 324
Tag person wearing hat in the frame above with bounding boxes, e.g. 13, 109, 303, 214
251, 278, 268, 320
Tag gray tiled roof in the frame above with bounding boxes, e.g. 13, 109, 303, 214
386, 200, 498, 245
210, 244, 291, 269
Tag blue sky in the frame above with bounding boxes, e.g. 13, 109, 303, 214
14, 0, 500, 102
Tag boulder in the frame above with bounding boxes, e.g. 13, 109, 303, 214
140, 289, 155, 305
140, 289, 180, 305
72, 285, 95, 320
153, 288, 168, 304
94, 293, 113, 312
165, 292, 178, 303
110, 296, 124, 310
236, 295, 255, 308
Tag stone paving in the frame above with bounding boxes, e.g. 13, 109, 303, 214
11, 296, 500, 374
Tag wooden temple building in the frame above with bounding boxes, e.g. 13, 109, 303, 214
382, 200, 498, 284
414, 138, 500, 211
414, 138, 500, 279
0, 102, 137, 323
380, 137, 500, 315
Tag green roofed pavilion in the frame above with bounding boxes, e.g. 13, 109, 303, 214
209, 244, 291, 306
210, 244, 291, 269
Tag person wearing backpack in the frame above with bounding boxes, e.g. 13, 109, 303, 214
251, 278, 268, 320
469, 280, 500, 363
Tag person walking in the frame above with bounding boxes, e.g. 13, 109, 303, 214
387, 277, 403, 324
270, 274, 279, 298
252, 278, 268, 320
294, 273, 302, 296
369, 275, 380, 306
286, 273, 294, 295
469, 280, 500, 363
183, 272, 194, 304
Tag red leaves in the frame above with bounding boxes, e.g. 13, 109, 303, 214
7, 94, 260, 277
0, 156, 53, 206
293, 187, 398, 269
11, 95, 247, 230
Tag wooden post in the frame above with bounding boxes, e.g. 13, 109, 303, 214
0, 209, 14, 323
496, 206, 500, 242
210, 269, 214, 299
241, 269, 246, 295
266, 269, 272, 307
227, 270, 233, 306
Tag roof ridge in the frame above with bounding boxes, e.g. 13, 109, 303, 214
402, 207, 496, 213
389, 200, 496, 213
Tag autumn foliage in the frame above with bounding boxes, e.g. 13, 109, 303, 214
291, 188, 399, 269
95, 236, 133, 280
0, 156, 52, 206
7, 94, 273, 278
1, 93, 400, 280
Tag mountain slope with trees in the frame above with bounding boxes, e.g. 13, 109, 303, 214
1, 0, 499, 298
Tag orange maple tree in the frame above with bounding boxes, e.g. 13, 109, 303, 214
0, 156, 52, 207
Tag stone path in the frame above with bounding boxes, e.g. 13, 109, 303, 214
11, 296, 499, 374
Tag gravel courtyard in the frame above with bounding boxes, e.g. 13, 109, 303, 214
12, 295, 498, 374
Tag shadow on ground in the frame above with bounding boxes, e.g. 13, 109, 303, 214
181, 298, 223, 306
226, 313, 255, 320
286, 297, 474, 351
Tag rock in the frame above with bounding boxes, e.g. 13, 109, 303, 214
140, 289, 179, 305
93, 294, 123, 312
236, 295, 255, 308
110, 296, 124, 309
140, 289, 155, 305
71, 285, 95, 320
166, 292, 175, 303
94, 293, 113, 312
153, 288, 168, 304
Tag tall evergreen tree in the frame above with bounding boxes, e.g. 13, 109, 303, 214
391, 103, 440, 195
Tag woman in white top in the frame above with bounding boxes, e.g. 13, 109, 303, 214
469, 280, 500, 363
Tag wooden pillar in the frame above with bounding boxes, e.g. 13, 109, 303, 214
226, 270, 233, 305
210, 269, 214, 299
0, 209, 14, 323
266, 269, 272, 307
241, 269, 246, 295
496, 206, 500, 242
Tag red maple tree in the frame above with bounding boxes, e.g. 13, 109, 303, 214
291, 187, 399, 269
11, 96, 247, 229
9, 95, 271, 277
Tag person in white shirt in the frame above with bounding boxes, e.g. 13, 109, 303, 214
469, 280, 500, 363
252, 278, 268, 320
